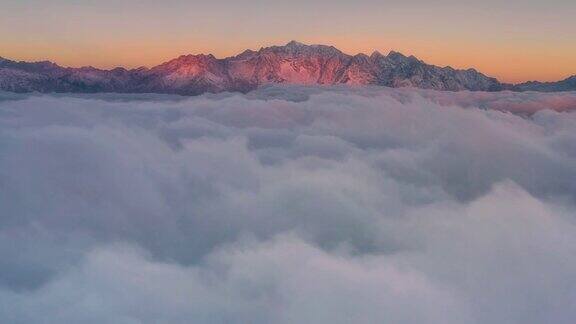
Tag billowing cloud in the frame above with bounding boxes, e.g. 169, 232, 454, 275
0, 87, 575, 323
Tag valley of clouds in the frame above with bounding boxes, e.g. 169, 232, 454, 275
1, 86, 575, 323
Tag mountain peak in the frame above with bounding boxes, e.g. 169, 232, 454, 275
259, 41, 344, 58
235, 49, 257, 59
286, 40, 306, 47
370, 51, 384, 59
387, 50, 407, 58
180, 53, 216, 59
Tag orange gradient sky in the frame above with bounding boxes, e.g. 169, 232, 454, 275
1, 0, 575, 83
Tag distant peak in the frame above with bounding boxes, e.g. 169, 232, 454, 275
286, 40, 306, 47
171, 53, 217, 63
370, 51, 384, 59
236, 49, 257, 58
387, 50, 406, 58
268, 41, 345, 57
132, 66, 149, 72
178, 53, 215, 59
32, 60, 60, 69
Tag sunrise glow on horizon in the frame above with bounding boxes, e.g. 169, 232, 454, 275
1, 0, 575, 83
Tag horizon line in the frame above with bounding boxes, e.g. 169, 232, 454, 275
1, 40, 574, 85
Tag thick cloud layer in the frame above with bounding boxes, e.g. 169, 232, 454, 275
0, 87, 575, 323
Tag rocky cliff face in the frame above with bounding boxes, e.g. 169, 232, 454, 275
0, 41, 521, 95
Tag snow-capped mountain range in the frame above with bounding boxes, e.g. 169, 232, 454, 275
0, 41, 573, 95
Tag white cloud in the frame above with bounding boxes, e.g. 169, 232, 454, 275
0, 87, 575, 323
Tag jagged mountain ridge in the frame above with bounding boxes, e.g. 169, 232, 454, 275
1, 41, 569, 95
514, 75, 576, 92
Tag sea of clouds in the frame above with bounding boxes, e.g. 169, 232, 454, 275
1, 85, 576, 323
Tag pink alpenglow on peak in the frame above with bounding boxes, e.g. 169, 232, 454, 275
0, 41, 504, 95
1, 41, 575, 96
